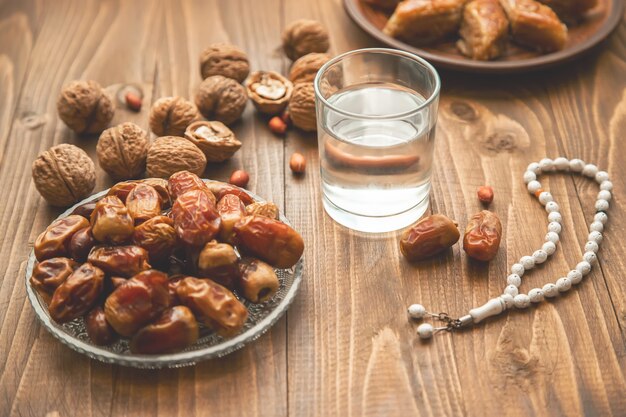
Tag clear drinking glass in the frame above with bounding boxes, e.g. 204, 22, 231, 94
314, 48, 441, 233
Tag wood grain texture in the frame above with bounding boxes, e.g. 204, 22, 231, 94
0, 0, 624, 416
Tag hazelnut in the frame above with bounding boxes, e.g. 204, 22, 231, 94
146, 136, 207, 178
245, 71, 293, 115
289, 53, 330, 84
97, 122, 149, 180
229, 170, 249, 188
199, 43, 250, 83
477, 186, 494, 205
268, 116, 287, 135
125, 92, 142, 112
56, 80, 114, 134
149, 96, 199, 137
32, 144, 96, 207
184, 120, 241, 162
282, 19, 330, 61
195, 75, 247, 125
289, 153, 306, 174
288, 83, 317, 132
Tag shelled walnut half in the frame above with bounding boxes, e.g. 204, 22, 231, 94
245, 71, 293, 115
184, 121, 242, 162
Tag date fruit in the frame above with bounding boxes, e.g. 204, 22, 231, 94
176, 277, 248, 337
234, 215, 304, 269
400, 214, 460, 262
126, 183, 162, 224
130, 306, 199, 354
31, 257, 78, 300
104, 269, 171, 337
463, 210, 502, 262
88, 245, 151, 277
238, 259, 279, 303
132, 215, 177, 262
167, 275, 185, 305
90, 195, 135, 244
205, 181, 254, 205
245, 201, 279, 220
141, 178, 171, 208
69, 227, 96, 261
197, 240, 240, 288
48, 263, 104, 323
71, 201, 97, 219
85, 306, 117, 345
171, 189, 221, 247
106, 181, 138, 202
34, 215, 89, 261
217, 194, 246, 243
168, 170, 214, 204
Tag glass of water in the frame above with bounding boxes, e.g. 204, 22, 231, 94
314, 48, 441, 233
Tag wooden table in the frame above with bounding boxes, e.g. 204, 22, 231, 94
1, 1, 625, 416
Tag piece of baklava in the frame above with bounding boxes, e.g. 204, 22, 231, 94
538, 0, 597, 21
383, 0, 467, 44
457, 0, 509, 60
499, 0, 568, 52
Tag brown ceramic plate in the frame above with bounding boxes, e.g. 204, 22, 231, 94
343, 0, 624, 73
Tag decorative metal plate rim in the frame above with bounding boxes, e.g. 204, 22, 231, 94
25, 182, 303, 369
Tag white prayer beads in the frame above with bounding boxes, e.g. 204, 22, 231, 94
408, 157, 611, 339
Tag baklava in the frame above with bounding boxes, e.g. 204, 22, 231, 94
457, 0, 509, 60
499, 0, 568, 52
383, 0, 467, 44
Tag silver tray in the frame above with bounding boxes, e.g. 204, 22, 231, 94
25, 183, 303, 368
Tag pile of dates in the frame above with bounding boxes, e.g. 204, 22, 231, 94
31, 171, 304, 354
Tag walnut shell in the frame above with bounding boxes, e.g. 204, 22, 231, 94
289, 83, 317, 132
199, 43, 250, 83
146, 136, 207, 178
289, 53, 331, 85
32, 144, 96, 207
149, 97, 200, 137
184, 121, 242, 163
245, 71, 293, 115
97, 122, 149, 180
282, 19, 330, 61
56, 80, 114, 134
195, 75, 247, 125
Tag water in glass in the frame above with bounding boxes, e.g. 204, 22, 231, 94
320, 83, 434, 229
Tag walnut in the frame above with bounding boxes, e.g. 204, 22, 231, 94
288, 82, 317, 132
245, 71, 293, 115
282, 19, 330, 61
149, 97, 200, 137
146, 136, 207, 178
32, 144, 96, 207
56, 80, 114, 134
195, 75, 247, 125
199, 43, 250, 83
96, 122, 149, 180
184, 121, 242, 162
289, 53, 331, 85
